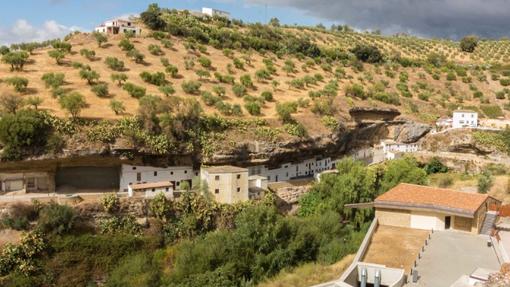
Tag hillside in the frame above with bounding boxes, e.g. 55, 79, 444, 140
2, 5, 510, 162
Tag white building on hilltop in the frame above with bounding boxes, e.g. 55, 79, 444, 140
94, 18, 141, 35
201, 7, 230, 18
452, 109, 478, 129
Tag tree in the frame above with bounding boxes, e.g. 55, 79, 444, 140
380, 156, 427, 192
105, 57, 125, 71
245, 101, 261, 116
140, 3, 166, 30
269, 17, 280, 27
109, 99, 125, 115
52, 41, 72, 53
91, 83, 109, 97
0, 109, 51, 160
2, 51, 29, 71
111, 73, 128, 86
478, 171, 493, 194
79, 69, 100, 85
37, 202, 76, 235
48, 49, 66, 65
59, 92, 87, 118
181, 80, 202, 94
0, 94, 25, 114
196, 69, 211, 81
460, 35, 479, 53
93, 31, 108, 47
351, 45, 383, 63
240, 74, 254, 88
424, 157, 448, 174
41, 72, 65, 89
213, 85, 226, 97
232, 83, 247, 97
127, 49, 145, 64
80, 48, 96, 61
123, 83, 146, 99
148, 44, 164, 56
276, 102, 298, 123
119, 38, 135, 51
26, 96, 43, 110
4, 77, 29, 93
159, 85, 176, 97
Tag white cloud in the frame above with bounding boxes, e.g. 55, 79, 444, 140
0, 19, 86, 46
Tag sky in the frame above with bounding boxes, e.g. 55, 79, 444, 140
1, 0, 510, 45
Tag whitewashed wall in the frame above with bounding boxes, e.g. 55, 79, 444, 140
120, 165, 197, 192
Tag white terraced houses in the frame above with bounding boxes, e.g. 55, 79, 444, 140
248, 157, 334, 182
119, 164, 198, 193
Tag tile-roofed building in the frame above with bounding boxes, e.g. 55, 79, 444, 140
375, 183, 500, 233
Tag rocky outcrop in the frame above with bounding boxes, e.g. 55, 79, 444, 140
421, 129, 498, 155
349, 107, 401, 124
393, 121, 431, 143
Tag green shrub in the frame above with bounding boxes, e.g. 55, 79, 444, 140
351, 45, 383, 63
111, 73, 128, 86
109, 99, 125, 115
345, 83, 366, 99
181, 80, 202, 94
2, 51, 29, 71
37, 202, 76, 235
105, 253, 160, 287
500, 78, 510, 86
232, 83, 247, 97
119, 38, 134, 51
159, 85, 176, 97
127, 49, 145, 63
91, 83, 109, 97
79, 69, 100, 85
140, 71, 166, 86
148, 44, 163, 56
261, 91, 273, 101
244, 101, 262, 116
201, 91, 221, 106
478, 171, 493, 194
165, 64, 179, 78
212, 85, 226, 97
276, 102, 298, 123
79, 48, 96, 61
100, 193, 120, 213
198, 56, 212, 68
123, 82, 146, 99
41, 72, 65, 89
4, 76, 28, 93
284, 123, 307, 137
460, 35, 478, 53
105, 57, 125, 71
99, 215, 141, 235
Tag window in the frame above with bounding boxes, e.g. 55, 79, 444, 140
237, 187, 240, 192
136, 172, 141, 181
26, 178, 35, 190
165, 187, 169, 192
170, 171, 174, 175
267, 176, 270, 181
237, 174, 241, 179
129, 182, 132, 185
215, 189, 219, 194
154, 171, 158, 177
215, 175, 220, 181
176, 182, 180, 186
195, 172, 199, 176
184, 170, 188, 174
152, 188, 155, 192
132, 166, 137, 170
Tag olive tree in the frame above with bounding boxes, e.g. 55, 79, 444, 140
59, 92, 87, 118
2, 51, 29, 71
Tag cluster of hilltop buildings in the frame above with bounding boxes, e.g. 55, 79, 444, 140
436, 108, 510, 132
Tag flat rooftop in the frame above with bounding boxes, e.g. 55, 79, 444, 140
406, 231, 500, 287
362, 225, 429, 273
202, 165, 247, 174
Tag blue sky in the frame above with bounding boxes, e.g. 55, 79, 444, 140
0, 0, 333, 45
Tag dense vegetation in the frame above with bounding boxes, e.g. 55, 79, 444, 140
0, 156, 435, 286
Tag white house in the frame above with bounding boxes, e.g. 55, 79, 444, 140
94, 18, 141, 35
128, 181, 174, 198
452, 110, 478, 129
435, 117, 453, 131
201, 166, 249, 204
120, 164, 197, 194
201, 7, 230, 18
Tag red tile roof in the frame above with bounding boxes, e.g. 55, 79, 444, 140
375, 183, 495, 216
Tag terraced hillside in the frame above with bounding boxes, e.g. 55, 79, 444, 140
2, 5, 510, 161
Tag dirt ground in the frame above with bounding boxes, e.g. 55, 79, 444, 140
0, 229, 23, 248
362, 225, 429, 273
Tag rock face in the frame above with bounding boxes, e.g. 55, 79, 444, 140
349, 107, 401, 124
393, 122, 432, 143
420, 129, 498, 155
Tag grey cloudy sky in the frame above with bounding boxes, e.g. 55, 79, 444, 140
247, 0, 510, 39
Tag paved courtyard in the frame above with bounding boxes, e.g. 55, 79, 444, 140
407, 230, 500, 287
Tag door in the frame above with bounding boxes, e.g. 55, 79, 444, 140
445, 216, 451, 229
